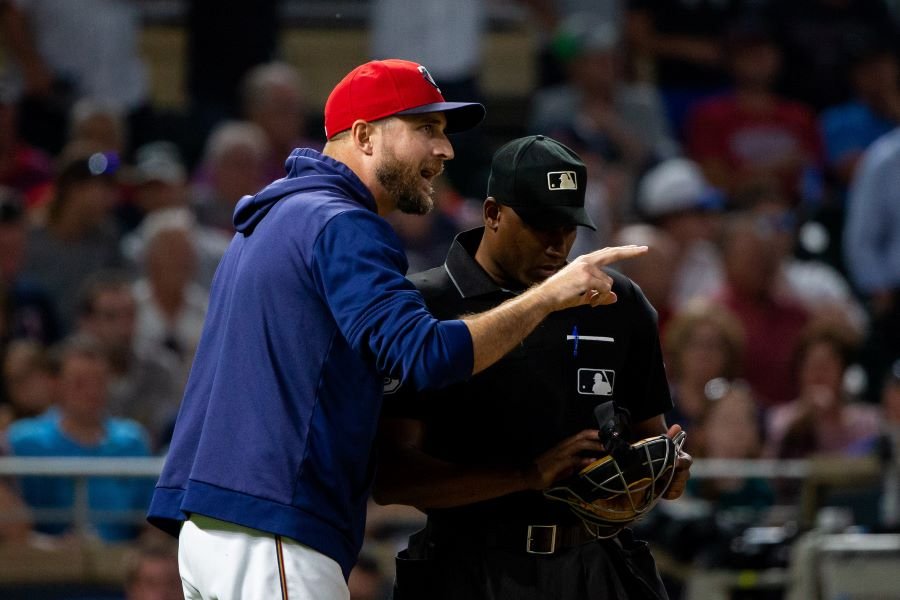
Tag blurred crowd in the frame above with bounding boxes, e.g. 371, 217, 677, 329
1, 0, 900, 598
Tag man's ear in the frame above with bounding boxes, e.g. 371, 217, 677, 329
350, 120, 376, 155
483, 197, 502, 231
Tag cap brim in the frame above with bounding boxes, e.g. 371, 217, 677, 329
509, 204, 597, 231
395, 102, 486, 133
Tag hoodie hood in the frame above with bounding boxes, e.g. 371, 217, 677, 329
233, 148, 377, 235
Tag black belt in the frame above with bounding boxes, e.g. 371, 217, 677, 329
426, 521, 601, 555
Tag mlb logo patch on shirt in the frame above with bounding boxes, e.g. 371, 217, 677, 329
577, 368, 615, 396
547, 171, 578, 190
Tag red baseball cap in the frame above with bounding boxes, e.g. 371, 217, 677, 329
324, 59, 486, 139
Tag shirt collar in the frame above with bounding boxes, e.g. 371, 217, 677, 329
444, 227, 513, 299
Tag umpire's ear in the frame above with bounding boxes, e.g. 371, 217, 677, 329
483, 197, 501, 231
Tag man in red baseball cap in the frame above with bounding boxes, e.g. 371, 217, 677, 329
151, 59, 647, 600
321, 58, 484, 217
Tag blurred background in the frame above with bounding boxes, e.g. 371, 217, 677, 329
1, 1, 900, 598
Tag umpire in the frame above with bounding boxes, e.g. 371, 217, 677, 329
375, 135, 692, 600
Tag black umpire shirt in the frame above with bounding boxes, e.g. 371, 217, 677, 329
383, 228, 673, 528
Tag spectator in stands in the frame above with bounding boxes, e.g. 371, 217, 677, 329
844, 125, 900, 401
737, 182, 868, 336
688, 380, 774, 513
5, 335, 153, 542
663, 301, 745, 454
1, 339, 55, 432
0, 81, 52, 207
529, 18, 677, 171
0, 186, 59, 344
191, 121, 269, 233
121, 143, 229, 289
133, 221, 208, 369
123, 536, 183, 600
22, 145, 124, 331
241, 62, 323, 183
0, 0, 154, 155
68, 99, 128, 158
635, 157, 725, 311
75, 271, 183, 451
609, 224, 679, 332
114, 139, 189, 236
713, 211, 810, 407
817, 41, 900, 275
129, 142, 189, 218
63, 99, 138, 231
684, 21, 824, 208
820, 41, 900, 196
767, 322, 879, 459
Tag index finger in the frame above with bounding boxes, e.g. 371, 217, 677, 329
582, 245, 648, 268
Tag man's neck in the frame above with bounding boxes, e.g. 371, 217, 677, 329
60, 414, 105, 446
323, 142, 392, 216
473, 238, 522, 291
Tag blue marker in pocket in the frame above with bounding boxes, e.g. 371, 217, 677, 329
572, 325, 579, 358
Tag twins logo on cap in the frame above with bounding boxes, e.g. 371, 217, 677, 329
548, 171, 578, 191
417, 66, 441, 93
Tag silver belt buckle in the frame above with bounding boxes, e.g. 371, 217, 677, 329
526, 524, 557, 554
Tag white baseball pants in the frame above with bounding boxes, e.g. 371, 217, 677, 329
178, 514, 350, 600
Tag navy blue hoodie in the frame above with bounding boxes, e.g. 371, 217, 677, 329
148, 149, 473, 578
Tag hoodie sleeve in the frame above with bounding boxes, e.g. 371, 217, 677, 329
311, 210, 473, 391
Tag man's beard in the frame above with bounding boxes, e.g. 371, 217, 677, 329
375, 150, 440, 215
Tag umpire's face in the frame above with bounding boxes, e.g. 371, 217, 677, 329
486, 199, 577, 288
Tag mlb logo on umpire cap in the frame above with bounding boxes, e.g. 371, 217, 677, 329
578, 368, 615, 396
486, 135, 597, 230
548, 171, 578, 191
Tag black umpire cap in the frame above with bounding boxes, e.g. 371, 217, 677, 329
487, 135, 596, 231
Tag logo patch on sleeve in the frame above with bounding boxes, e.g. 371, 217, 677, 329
577, 368, 615, 396
383, 377, 402, 395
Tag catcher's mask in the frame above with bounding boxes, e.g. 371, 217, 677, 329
544, 402, 686, 537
